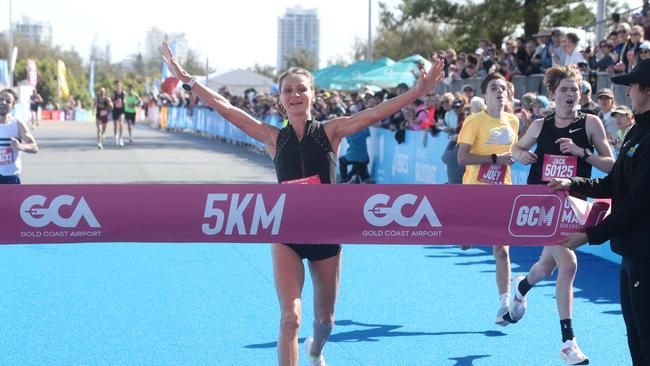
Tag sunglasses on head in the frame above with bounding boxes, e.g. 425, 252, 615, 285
618, 29, 628, 34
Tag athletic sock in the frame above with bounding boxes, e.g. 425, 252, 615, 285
518, 276, 533, 296
560, 318, 574, 342
499, 293, 510, 307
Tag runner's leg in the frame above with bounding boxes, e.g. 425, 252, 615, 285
272, 243, 305, 366
307, 252, 341, 357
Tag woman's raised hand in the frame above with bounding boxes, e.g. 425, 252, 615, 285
414, 56, 445, 95
161, 40, 190, 82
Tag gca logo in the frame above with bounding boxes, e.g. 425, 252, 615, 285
20, 195, 101, 228
364, 194, 442, 227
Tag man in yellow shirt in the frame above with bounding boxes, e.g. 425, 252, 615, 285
457, 72, 519, 325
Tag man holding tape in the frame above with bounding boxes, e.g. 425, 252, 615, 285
553, 58, 650, 366
511, 65, 614, 365
0, 89, 39, 184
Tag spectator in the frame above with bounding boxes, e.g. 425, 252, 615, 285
555, 33, 585, 66
579, 81, 599, 115
639, 41, 650, 61
532, 29, 553, 69
595, 41, 616, 72
461, 84, 475, 102
550, 29, 566, 66
613, 23, 633, 72
610, 105, 634, 151
596, 87, 618, 143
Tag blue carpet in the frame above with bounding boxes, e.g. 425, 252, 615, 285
0, 243, 628, 365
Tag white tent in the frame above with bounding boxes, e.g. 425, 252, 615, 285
203, 69, 274, 96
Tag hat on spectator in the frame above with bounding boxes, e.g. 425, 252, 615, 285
396, 82, 409, 90
581, 80, 591, 94
535, 95, 549, 108
597, 88, 614, 99
611, 105, 634, 117
462, 84, 475, 93
639, 41, 650, 51
533, 28, 552, 37
475, 48, 484, 55
458, 52, 467, 60
551, 29, 563, 36
612, 58, 650, 86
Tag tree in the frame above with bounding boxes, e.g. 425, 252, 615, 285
380, 0, 623, 51
370, 18, 451, 61
283, 48, 317, 71
181, 49, 206, 76
249, 64, 276, 79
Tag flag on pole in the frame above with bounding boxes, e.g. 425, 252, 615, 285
89, 61, 95, 99
57, 60, 70, 98
27, 59, 38, 86
145, 78, 150, 94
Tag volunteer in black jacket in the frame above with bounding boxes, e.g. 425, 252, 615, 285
550, 58, 650, 366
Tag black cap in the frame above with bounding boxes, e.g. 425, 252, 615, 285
611, 58, 650, 86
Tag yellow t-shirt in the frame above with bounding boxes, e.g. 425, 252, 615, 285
457, 111, 519, 184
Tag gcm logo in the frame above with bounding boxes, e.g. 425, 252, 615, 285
364, 194, 442, 227
515, 206, 556, 226
20, 195, 101, 228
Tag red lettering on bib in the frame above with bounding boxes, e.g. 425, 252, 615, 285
542, 154, 577, 181
281, 175, 321, 185
100, 110, 108, 117
477, 164, 506, 184
0, 147, 14, 166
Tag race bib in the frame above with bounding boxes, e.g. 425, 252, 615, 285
115, 99, 123, 108
0, 147, 14, 166
281, 175, 321, 185
477, 164, 506, 185
99, 110, 108, 117
542, 154, 577, 181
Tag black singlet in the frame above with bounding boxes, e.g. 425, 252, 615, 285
528, 112, 593, 185
274, 120, 341, 261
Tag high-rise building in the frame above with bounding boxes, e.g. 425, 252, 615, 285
145, 27, 189, 62
13, 16, 52, 46
277, 7, 320, 71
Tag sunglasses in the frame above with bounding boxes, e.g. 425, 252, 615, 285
618, 30, 628, 34
631, 33, 641, 36
641, 50, 650, 54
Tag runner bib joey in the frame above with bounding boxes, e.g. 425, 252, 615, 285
477, 164, 507, 184
0, 146, 14, 166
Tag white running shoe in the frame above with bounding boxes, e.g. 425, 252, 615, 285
97, 143, 103, 150
559, 338, 589, 365
510, 275, 528, 322
303, 336, 327, 366
118, 138, 125, 147
494, 304, 512, 326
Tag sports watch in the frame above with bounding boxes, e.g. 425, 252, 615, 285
182, 76, 197, 91
491, 154, 498, 164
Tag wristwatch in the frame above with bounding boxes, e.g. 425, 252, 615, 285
582, 147, 593, 160
182, 76, 197, 91
491, 153, 498, 164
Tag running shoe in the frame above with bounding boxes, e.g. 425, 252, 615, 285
97, 143, 103, 150
559, 338, 589, 365
495, 304, 516, 326
128, 137, 133, 143
510, 275, 528, 322
303, 336, 327, 366
118, 138, 125, 147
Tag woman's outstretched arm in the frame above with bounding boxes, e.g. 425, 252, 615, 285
325, 57, 445, 147
162, 41, 278, 147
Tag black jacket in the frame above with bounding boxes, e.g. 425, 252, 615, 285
570, 110, 650, 259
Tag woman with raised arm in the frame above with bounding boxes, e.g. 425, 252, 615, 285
162, 41, 444, 366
